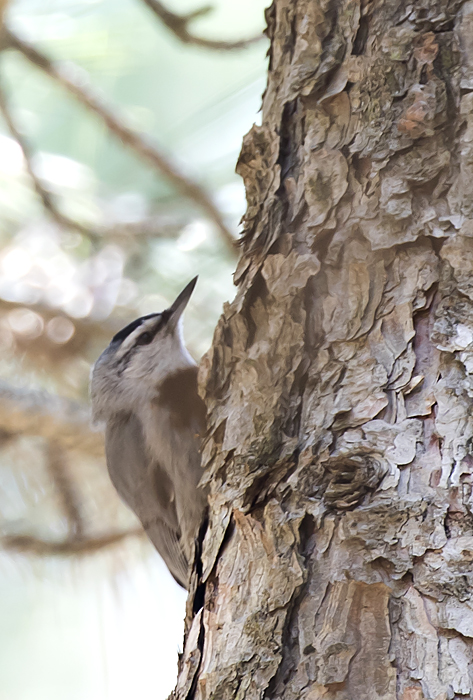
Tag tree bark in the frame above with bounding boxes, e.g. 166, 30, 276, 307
175, 1, 473, 698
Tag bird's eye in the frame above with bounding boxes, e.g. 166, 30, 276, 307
136, 331, 153, 346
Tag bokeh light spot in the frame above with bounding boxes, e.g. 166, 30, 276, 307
7, 309, 44, 338
46, 316, 76, 344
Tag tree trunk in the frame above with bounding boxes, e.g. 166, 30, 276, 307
174, 1, 473, 698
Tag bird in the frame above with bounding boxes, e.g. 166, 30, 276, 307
90, 277, 207, 588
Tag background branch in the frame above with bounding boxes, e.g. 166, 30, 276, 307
2, 528, 144, 555
2, 26, 237, 253
0, 0, 9, 25
0, 295, 118, 339
141, 0, 263, 50
0, 381, 103, 455
0, 77, 203, 241
0, 78, 102, 240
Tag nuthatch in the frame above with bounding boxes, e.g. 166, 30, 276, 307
90, 278, 207, 588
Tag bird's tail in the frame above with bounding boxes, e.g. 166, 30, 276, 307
145, 520, 189, 589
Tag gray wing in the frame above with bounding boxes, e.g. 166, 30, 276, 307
105, 412, 188, 587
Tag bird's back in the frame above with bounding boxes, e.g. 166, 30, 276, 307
104, 366, 207, 587
105, 411, 188, 587
145, 365, 208, 563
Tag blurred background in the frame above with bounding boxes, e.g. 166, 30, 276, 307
0, 1, 268, 697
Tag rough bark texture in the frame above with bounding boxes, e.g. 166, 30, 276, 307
175, 1, 473, 699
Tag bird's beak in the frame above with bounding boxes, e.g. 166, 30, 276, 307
167, 276, 198, 325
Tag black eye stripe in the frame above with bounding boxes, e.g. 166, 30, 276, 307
115, 315, 164, 374
136, 314, 168, 345
136, 330, 154, 345
112, 313, 160, 345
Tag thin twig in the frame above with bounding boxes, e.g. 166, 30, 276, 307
2, 27, 236, 252
0, 78, 102, 239
46, 440, 85, 538
2, 528, 144, 555
141, 0, 263, 51
106, 214, 188, 239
